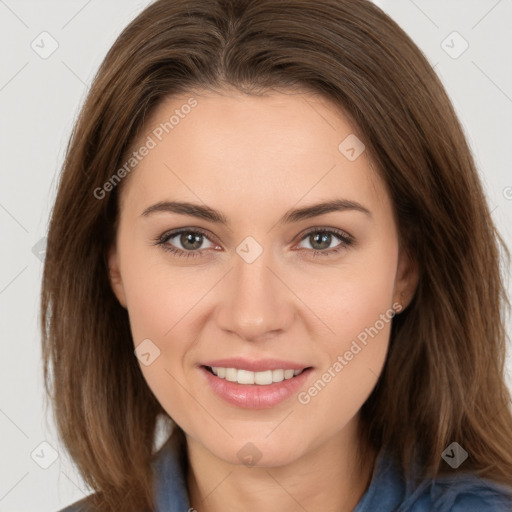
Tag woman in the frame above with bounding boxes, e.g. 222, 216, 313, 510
42, 0, 512, 510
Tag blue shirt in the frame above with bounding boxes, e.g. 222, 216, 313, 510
60, 435, 512, 511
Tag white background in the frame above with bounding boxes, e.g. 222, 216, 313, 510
1, 1, 511, 510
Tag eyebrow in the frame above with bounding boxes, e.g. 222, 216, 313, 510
140, 198, 372, 225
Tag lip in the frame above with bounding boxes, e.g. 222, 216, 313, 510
199, 364, 313, 409
201, 357, 309, 372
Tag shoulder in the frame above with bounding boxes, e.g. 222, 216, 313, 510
56, 433, 188, 512
404, 473, 512, 512
358, 447, 512, 512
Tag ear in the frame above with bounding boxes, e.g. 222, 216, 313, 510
107, 244, 128, 309
393, 246, 418, 314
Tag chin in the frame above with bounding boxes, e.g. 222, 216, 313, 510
202, 434, 309, 468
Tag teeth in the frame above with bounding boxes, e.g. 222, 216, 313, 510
225, 368, 237, 382
210, 367, 304, 385
272, 369, 284, 382
237, 369, 255, 384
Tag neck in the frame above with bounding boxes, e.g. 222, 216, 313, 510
186, 416, 377, 512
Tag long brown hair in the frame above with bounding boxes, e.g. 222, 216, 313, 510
41, 0, 512, 509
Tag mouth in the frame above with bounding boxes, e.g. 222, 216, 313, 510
199, 361, 313, 409
202, 365, 308, 385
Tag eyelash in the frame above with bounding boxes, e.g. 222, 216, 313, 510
153, 227, 353, 259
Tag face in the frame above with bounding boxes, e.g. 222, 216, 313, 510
108, 88, 417, 467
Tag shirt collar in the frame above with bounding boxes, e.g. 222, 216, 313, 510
152, 434, 403, 512
153, 432, 191, 512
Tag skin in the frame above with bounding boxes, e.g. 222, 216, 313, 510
108, 87, 418, 512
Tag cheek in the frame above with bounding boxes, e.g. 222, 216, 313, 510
124, 260, 200, 427
297, 296, 393, 439
295, 238, 397, 418
120, 244, 206, 391
120, 242, 202, 344
309, 236, 398, 344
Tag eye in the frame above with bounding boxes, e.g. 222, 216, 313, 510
154, 227, 353, 259
154, 228, 218, 258
295, 228, 353, 257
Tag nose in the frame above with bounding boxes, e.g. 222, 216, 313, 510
215, 248, 294, 342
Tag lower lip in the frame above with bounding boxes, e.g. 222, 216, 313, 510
200, 366, 313, 409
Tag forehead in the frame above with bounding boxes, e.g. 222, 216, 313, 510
119, 89, 389, 220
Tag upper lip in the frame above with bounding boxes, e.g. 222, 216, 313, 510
201, 358, 311, 372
